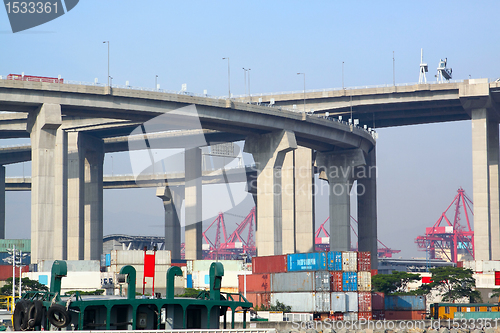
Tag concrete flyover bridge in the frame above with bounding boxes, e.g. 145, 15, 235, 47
242, 78, 500, 261
0, 78, 377, 266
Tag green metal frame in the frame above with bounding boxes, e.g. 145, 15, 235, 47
20, 261, 252, 330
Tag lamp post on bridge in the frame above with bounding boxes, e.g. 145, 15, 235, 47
103, 41, 110, 87
222, 57, 231, 99
297, 73, 306, 112
155, 75, 158, 91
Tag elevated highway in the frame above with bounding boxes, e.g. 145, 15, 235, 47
0, 78, 377, 265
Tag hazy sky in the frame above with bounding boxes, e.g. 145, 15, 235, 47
1, 1, 498, 258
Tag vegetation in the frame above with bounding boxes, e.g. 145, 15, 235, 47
372, 271, 421, 294
176, 288, 204, 298
64, 289, 105, 296
418, 267, 481, 303
0, 277, 48, 296
254, 301, 291, 313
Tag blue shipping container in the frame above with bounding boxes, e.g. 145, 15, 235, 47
327, 251, 342, 271
342, 272, 358, 291
186, 274, 193, 288
384, 295, 426, 311
287, 252, 327, 272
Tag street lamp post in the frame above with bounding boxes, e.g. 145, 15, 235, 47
241, 252, 248, 298
103, 41, 110, 86
243, 68, 248, 101
155, 75, 158, 91
248, 69, 251, 103
297, 73, 306, 112
222, 57, 231, 98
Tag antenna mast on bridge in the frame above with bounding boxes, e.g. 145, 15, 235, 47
419, 48, 428, 84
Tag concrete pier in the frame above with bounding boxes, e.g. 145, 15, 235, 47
244, 130, 297, 256
27, 103, 63, 262
157, 186, 183, 260
0, 166, 4, 239
316, 149, 366, 252
357, 147, 378, 269
185, 147, 202, 260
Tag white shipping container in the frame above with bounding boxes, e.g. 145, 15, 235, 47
268, 312, 284, 322
342, 252, 357, 272
482, 261, 500, 273
220, 311, 250, 322
476, 260, 483, 272
314, 293, 331, 312
271, 272, 314, 292
271, 293, 315, 313
192, 260, 243, 272
357, 271, 371, 291
475, 273, 495, 288
331, 292, 347, 312
343, 312, 358, 321
111, 250, 171, 265
346, 292, 358, 312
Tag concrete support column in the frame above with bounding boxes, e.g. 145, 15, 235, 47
67, 132, 104, 260
157, 186, 183, 260
471, 109, 499, 260
185, 148, 202, 260
357, 147, 378, 269
316, 149, 366, 252
281, 151, 295, 254
27, 103, 63, 263
244, 130, 297, 256
294, 147, 314, 253
0, 166, 4, 239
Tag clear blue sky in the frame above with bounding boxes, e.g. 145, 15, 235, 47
1, 1, 498, 258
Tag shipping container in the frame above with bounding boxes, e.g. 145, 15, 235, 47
346, 292, 358, 312
0, 265, 29, 280
110, 250, 171, 265
238, 274, 271, 293
327, 251, 342, 271
371, 269, 378, 276
331, 292, 346, 312
314, 292, 331, 312
357, 271, 371, 291
343, 312, 358, 321
454, 312, 500, 320
0, 239, 31, 253
357, 252, 371, 271
385, 295, 426, 311
343, 272, 357, 291
358, 292, 372, 312
342, 251, 357, 272
193, 260, 243, 272
244, 292, 270, 309
482, 261, 500, 273
314, 271, 330, 292
371, 292, 385, 310
0, 252, 31, 266
475, 273, 495, 288
330, 271, 343, 292
287, 252, 327, 272
372, 310, 385, 320
330, 312, 343, 321
252, 255, 287, 274
385, 310, 426, 320
271, 272, 313, 292
39, 260, 100, 272
358, 312, 372, 320
271, 292, 315, 313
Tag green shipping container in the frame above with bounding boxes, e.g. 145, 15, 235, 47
454, 312, 500, 319
0, 239, 30, 253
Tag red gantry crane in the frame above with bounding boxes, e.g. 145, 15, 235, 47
314, 216, 401, 258
415, 187, 474, 263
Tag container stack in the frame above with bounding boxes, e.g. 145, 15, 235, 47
239, 251, 373, 319
384, 295, 426, 320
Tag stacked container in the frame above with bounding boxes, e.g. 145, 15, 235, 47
239, 251, 372, 318
384, 295, 426, 320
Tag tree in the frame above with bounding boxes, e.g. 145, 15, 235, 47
0, 277, 48, 296
372, 271, 421, 294
419, 266, 481, 303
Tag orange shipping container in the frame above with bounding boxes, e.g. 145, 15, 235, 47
244, 292, 270, 309
252, 255, 287, 274
358, 292, 372, 312
358, 312, 372, 320
0, 265, 28, 280
329, 312, 343, 321
357, 252, 371, 271
238, 274, 271, 293
384, 310, 426, 320
330, 271, 343, 292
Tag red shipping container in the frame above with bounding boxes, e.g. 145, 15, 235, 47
329, 312, 343, 321
384, 310, 426, 320
371, 292, 384, 310
371, 269, 378, 277
244, 292, 270, 308
495, 271, 500, 286
0, 265, 29, 281
238, 274, 271, 293
330, 271, 343, 292
357, 252, 371, 271
358, 312, 372, 320
372, 310, 385, 320
457, 261, 464, 268
421, 276, 432, 284
252, 255, 287, 274
358, 292, 372, 312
